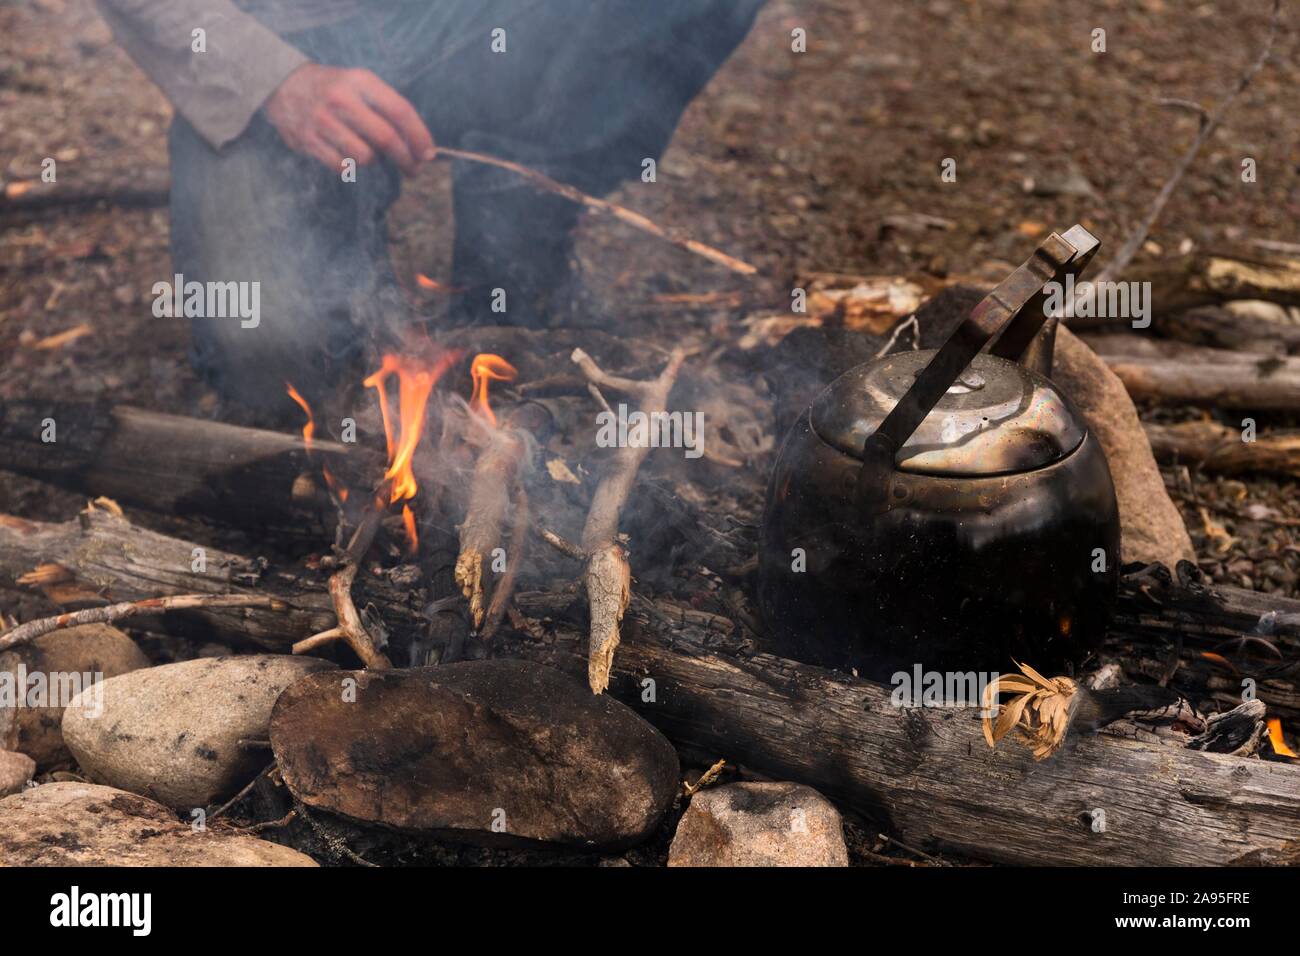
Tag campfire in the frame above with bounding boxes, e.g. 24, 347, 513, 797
3, 0, 1300, 877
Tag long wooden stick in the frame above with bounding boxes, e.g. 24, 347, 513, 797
0, 594, 286, 653
436, 147, 757, 277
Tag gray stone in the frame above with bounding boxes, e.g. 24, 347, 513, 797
0, 782, 316, 866
62, 654, 335, 809
271, 659, 680, 849
0, 624, 150, 770
668, 782, 849, 867
0, 750, 35, 797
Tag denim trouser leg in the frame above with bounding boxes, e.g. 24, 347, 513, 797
170, 110, 402, 413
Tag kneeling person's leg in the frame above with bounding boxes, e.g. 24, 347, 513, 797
169, 109, 401, 419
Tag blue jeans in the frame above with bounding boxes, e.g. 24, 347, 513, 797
169, 0, 764, 413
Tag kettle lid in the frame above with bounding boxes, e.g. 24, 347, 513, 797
809, 350, 1085, 476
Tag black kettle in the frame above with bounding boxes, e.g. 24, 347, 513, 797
758, 226, 1119, 680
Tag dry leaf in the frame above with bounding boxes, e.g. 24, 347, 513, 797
982, 660, 1078, 760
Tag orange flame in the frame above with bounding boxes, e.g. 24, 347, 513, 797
469, 354, 518, 426
414, 273, 462, 293
285, 383, 315, 447
362, 352, 458, 555
286, 383, 347, 502
1268, 718, 1297, 757
401, 504, 418, 552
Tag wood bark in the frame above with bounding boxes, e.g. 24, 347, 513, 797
503, 595, 1300, 867
1143, 420, 1300, 478
0, 400, 379, 536
0, 510, 421, 653
1102, 354, 1300, 409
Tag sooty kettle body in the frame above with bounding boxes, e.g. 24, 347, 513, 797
758, 226, 1120, 682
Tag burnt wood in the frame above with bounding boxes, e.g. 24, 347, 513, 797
0, 400, 380, 537
503, 597, 1300, 867
0, 510, 421, 656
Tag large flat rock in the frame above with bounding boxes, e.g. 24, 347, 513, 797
271, 659, 680, 849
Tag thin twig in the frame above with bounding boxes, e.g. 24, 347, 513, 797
292, 626, 344, 655
435, 147, 757, 276
0, 594, 286, 653
536, 526, 587, 561
683, 759, 727, 796
1091, 0, 1281, 285
240, 810, 297, 834
877, 833, 947, 866
209, 764, 273, 822
324, 510, 391, 669
302, 503, 391, 667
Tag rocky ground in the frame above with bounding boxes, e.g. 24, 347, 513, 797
2, 0, 1299, 866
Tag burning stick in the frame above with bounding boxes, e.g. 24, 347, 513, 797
0, 594, 286, 653
296, 349, 458, 666
571, 347, 689, 693
435, 147, 757, 277
454, 397, 550, 631
455, 429, 519, 627
479, 483, 529, 642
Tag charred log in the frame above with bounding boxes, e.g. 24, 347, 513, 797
0, 400, 380, 538
500, 597, 1300, 867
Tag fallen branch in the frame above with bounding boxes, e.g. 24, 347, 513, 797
572, 347, 688, 692
436, 147, 757, 277
304, 508, 391, 669
1091, 0, 1281, 285
0, 593, 286, 653
1154, 304, 1300, 354
1, 172, 170, 215
0, 399, 375, 538
500, 597, 1300, 867
1103, 353, 1300, 409
1144, 420, 1300, 478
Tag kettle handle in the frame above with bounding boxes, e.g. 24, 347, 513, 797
855, 225, 1099, 508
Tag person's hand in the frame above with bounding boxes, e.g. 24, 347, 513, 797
265, 63, 436, 175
